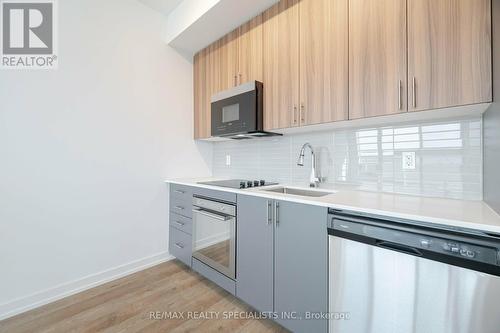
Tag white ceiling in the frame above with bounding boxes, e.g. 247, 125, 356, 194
137, 0, 184, 16
137, 0, 278, 57
168, 0, 278, 56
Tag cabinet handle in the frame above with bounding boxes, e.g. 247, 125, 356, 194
174, 190, 185, 194
267, 201, 272, 225
300, 103, 305, 123
175, 221, 185, 226
293, 105, 298, 124
175, 242, 184, 249
412, 77, 416, 109
174, 206, 184, 211
398, 80, 402, 110
234, 75, 238, 87
274, 202, 280, 226
238, 73, 242, 85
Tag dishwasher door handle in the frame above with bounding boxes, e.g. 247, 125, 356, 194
376, 241, 423, 257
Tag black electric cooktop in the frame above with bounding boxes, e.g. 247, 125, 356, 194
198, 179, 278, 189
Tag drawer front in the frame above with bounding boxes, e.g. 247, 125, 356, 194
169, 212, 192, 235
192, 187, 237, 204
169, 227, 192, 267
170, 184, 193, 201
170, 196, 192, 218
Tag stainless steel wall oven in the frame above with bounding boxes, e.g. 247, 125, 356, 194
192, 196, 236, 279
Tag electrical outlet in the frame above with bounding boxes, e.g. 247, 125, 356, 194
402, 152, 416, 170
226, 155, 231, 166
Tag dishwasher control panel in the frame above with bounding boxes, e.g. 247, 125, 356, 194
419, 238, 485, 260
330, 216, 500, 268
442, 242, 477, 258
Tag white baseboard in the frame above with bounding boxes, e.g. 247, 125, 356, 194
0, 252, 174, 321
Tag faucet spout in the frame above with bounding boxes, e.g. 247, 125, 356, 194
297, 143, 321, 188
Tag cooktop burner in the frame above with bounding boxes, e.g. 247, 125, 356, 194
198, 179, 278, 189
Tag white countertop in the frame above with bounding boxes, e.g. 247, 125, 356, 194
165, 178, 500, 234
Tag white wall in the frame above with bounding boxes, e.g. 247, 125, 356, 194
0, 0, 212, 319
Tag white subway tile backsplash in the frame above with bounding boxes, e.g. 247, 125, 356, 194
212, 117, 483, 200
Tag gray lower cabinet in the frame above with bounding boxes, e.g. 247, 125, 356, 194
274, 200, 328, 333
169, 184, 194, 267
169, 227, 192, 266
236, 195, 328, 333
236, 195, 274, 313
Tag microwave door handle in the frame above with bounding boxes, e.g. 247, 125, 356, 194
193, 208, 230, 221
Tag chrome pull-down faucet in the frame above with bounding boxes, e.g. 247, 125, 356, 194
297, 143, 321, 188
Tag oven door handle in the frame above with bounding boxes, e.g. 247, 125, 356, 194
193, 208, 231, 221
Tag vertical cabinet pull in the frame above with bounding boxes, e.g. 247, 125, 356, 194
274, 202, 280, 226
267, 201, 272, 225
412, 77, 417, 109
238, 73, 242, 85
398, 80, 402, 110
293, 105, 298, 124
234, 75, 238, 87
300, 103, 305, 123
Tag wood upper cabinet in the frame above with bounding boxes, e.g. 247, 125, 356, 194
238, 15, 264, 83
408, 0, 492, 112
299, 0, 348, 126
349, 0, 407, 120
194, 41, 223, 139
194, 21, 261, 139
193, 50, 208, 139
194, 0, 493, 138
263, 0, 300, 130
218, 29, 240, 90
214, 21, 263, 92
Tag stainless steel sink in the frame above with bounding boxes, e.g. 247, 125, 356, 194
262, 187, 333, 197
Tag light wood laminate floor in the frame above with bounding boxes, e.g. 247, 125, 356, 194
0, 260, 287, 333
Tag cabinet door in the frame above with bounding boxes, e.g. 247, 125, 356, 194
408, 0, 492, 111
201, 41, 222, 139
299, 0, 348, 125
238, 15, 264, 84
349, 0, 407, 119
207, 40, 222, 96
263, 0, 300, 130
274, 201, 328, 333
236, 195, 274, 313
218, 29, 239, 90
194, 49, 210, 139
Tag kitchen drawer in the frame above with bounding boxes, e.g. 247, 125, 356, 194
169, 227, 192, 267
193, 187, 236, 204
170, 196, 192, 219
170, 184, 193, 201
169, 212, 192, 235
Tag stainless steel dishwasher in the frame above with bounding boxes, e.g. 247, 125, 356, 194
328, 209, 500, 333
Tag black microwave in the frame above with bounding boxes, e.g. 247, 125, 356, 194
211, 81, 281, 139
